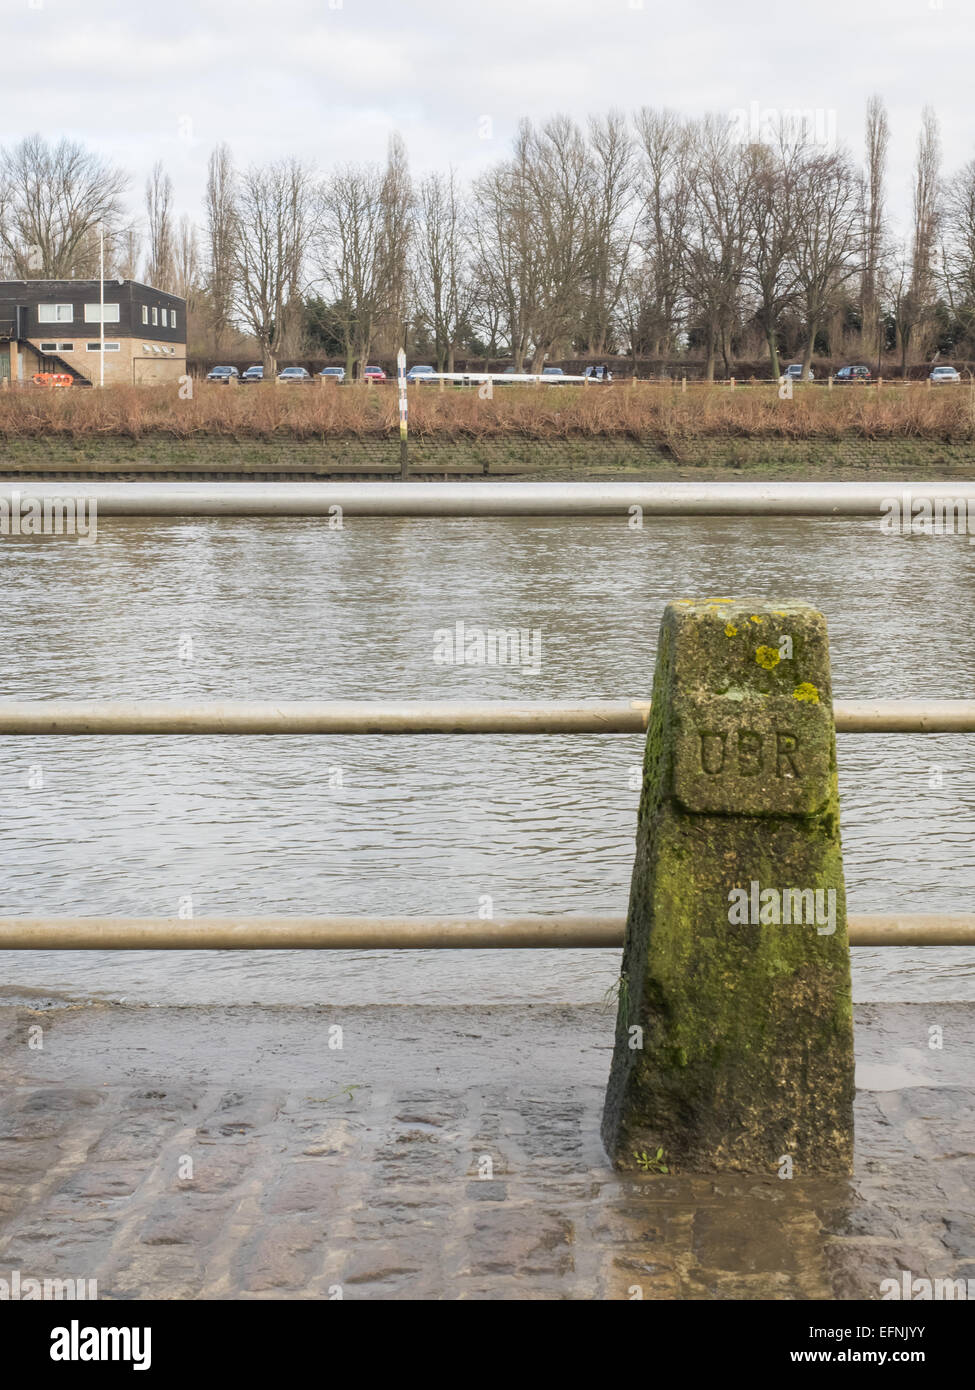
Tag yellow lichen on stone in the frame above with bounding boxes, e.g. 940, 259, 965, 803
755, 645, 780, 670
793, 682, 821, 703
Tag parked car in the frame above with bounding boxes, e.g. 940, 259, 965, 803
406, 364, 437, 383
541, 366, 565, 379
319, 366, 345, 382
206, 365, 239, 383
241, 365, 264, 383
277, 367, 312, 383
834, 364, 872, 383
784, 363, 814, 382
584, 365, 613, 383
363, 365, 387, 382
929, 365, 961, 383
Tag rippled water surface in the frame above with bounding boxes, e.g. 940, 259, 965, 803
0, 513, 973, 1004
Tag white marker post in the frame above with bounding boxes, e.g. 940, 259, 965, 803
99, 224, 105, 389
397, 347, 408, 479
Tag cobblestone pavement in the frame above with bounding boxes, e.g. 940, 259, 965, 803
0, 998, 972, 1300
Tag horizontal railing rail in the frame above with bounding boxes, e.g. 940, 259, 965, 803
0, 914, 972, 949
0, 699, 972, 735
5, 480, 975, 517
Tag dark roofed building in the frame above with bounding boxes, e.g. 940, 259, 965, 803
0, 279, 186, 387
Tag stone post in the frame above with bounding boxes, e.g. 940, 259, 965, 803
602, 598, 854, 1175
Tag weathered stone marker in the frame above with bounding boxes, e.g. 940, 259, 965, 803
602, 598, 854, 1175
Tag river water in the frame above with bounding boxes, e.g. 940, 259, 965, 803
0, 513, 972, 1005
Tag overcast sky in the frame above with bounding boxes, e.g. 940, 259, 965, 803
6, 0, 971, 240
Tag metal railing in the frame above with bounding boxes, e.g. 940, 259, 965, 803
0, 698, 973, 735
0, 695, 972, 948
1, 914, 972, 950
4, 479, 975, 517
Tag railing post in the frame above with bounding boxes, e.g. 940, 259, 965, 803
602, 598, 854, 1174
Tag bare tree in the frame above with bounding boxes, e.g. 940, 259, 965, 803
745, 134, 801, 379
860, 96, 889, 364
0, 134, 128, 277
520, 117, 602, 368
317, 163, 386, 378
144, 161, 176, 291
232, 159, 315, 376
204, 144, 237, 353
896, 107, 941, 372
116, 225, 142, 282
791, 147, 860, 376
683, 116, 754, 380
472, 117, 609, 369
375, 134, 413, 354
414, 169, 474, 371
579, 111, 638, 355
634, 108, 692, 357
940, 158, 975, 348
173, 216, 200, 301
471, 156, 537, 368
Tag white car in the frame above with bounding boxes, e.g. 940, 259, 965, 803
929, 366, 961, 383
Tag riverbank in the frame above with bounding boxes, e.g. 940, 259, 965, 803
4, 434, 975, 480
1, 995, 972, 1300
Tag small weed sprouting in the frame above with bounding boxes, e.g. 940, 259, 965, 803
603, 971, 630, 1027
634, 1147, 670, 1174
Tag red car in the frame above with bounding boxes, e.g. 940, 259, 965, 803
363, 365, 386, 382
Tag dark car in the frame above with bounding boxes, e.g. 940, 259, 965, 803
277, 367, 312, 383
241, 365, 264, 383
206, 365, 239, 383
834, 364, 872, 383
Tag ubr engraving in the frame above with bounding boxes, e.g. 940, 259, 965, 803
698, 728, 800, 778
675, 697, 830, 817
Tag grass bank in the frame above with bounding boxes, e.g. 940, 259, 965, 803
3, 433, 975, 482
3, 380, 975, 445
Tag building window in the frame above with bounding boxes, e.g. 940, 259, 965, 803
161, 308, 168, 327
171, 311, 177, 332
84, 304, 121, 324
38, 304, 73, 324
142, 306, 149, 325
87, 342, 121, 352
40, 342, 75, 352
151, 307, 158, 326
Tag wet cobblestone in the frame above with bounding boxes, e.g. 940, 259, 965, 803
0, 1000, 972, 1299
